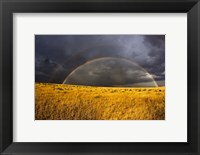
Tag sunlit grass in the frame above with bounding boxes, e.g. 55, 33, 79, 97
35, 83, 165, 120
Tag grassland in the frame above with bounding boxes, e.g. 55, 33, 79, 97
35, 83, 165, 120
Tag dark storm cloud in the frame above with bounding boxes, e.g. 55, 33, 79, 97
35, 35, 165, 86
141, 35, 165, 81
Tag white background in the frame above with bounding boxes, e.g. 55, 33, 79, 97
13, 13, 187, 142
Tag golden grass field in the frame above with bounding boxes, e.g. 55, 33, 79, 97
35, 83, 165, 120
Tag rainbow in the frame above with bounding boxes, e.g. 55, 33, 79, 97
62, 57, 158, 87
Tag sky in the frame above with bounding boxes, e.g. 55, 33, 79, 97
35, 35, 165, 87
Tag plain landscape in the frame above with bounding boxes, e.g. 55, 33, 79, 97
35, 83, 165, 120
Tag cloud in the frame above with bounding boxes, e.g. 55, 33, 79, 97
35, 35, 165, 86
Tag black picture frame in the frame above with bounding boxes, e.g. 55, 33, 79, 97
0, 0, 200, 154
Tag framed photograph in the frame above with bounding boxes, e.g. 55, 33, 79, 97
35, 34, 165, 121
0, 0, 200, 154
